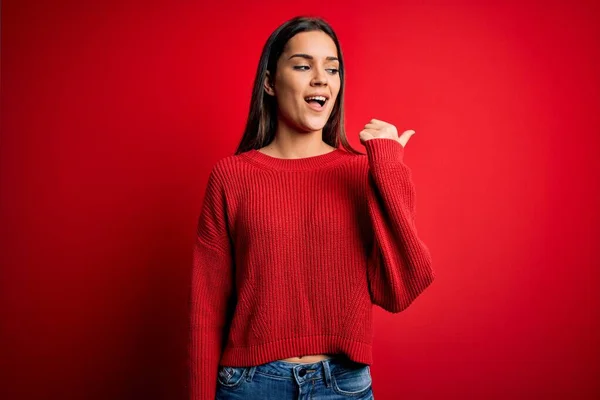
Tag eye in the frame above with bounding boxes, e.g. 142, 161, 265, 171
293, 66, 339, 75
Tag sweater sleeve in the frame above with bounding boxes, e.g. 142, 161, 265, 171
189, 161, 234, 400
363, 138, 435, 313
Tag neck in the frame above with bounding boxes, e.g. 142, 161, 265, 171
261, 119, 334, 159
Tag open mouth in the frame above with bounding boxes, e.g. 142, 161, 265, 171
304, 95, 328, 109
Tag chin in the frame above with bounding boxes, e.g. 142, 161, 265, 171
302, 124, 326, 133
303, 117, 330, 130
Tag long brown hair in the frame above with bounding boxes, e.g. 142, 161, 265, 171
234, 16, 363, 155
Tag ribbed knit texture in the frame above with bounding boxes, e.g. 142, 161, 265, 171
189, 138, 435, 400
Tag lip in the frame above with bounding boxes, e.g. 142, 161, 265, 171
305, 98, 328, 112
305, 93, 330, 100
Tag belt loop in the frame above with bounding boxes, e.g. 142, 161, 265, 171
245, 366, 257, 382
322, 360, 332, 388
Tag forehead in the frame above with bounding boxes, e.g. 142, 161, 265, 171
283, 31, 338, 59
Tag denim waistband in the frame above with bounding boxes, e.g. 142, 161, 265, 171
242, 357, 369, 387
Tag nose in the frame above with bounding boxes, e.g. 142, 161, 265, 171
310, 68, 328, 86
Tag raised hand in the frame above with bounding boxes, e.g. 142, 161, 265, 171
359, 118, 415, 148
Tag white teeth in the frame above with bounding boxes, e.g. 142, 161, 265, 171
305, 96, 327, 101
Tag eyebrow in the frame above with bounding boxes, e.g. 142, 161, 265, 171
288, 53, 339, 62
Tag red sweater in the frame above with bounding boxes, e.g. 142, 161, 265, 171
189, 138, 435, 399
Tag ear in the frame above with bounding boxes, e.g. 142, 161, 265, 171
264, 71, 275, 96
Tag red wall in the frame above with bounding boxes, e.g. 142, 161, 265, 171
2, 1, 599, 399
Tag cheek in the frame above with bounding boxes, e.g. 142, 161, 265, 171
278, 84, 303, 103
333, 80, 341, 96
330, 91, 340, 106
276, 92, 305, 118
281, 92, 304, 110
329, 80, 341, 100
276, 76, 304, 100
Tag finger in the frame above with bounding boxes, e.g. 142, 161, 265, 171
360, 128, 379, 135
371, 119, 393, 128
359, 132, 373, 143
364, 123, 380, 129
398, 130, 415, 146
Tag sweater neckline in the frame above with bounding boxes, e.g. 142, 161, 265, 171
242, 147, 349, 171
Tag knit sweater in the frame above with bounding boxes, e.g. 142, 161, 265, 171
189, 138, 435, 399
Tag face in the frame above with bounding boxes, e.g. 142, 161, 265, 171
264, 30, 341, 134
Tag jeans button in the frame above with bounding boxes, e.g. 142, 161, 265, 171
298, 369, 306, 377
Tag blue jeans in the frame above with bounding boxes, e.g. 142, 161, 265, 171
216, 357, 374, 400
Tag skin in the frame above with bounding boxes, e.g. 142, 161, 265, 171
261, 30, 416, 157
261, 31, 415, 364
261, 30, 341, 158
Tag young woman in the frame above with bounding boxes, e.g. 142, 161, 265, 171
189, 16, 435, 400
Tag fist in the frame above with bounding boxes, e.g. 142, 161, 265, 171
359, 118, 415, 148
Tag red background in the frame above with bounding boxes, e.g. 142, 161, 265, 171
2, 1, 599, 399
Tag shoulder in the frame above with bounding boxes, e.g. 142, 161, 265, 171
342, 149, 369, 169
206, 152, 252, 183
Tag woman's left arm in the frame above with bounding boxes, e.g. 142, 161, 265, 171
361, 119, 436, 313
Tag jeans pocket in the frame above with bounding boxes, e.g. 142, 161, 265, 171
331, 363, 372, 397
217, 366, 247, 389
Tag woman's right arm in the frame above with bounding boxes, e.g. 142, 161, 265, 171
188, 161, 234, 400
